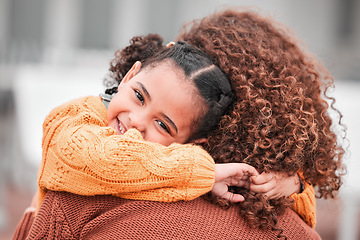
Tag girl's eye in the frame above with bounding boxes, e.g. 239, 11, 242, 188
135, 90, 144, 105
156, 120, 170, 134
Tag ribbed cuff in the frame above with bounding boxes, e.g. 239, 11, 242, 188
290, 180, 316, 228
184, 148, 215, 200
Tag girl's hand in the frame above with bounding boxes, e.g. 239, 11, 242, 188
211, 163, 259, 203
249, 171, 301, 199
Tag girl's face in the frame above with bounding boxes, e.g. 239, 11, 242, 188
107, 61, 205, 146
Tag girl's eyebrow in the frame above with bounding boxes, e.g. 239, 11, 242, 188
136, 81, 178, 134
161, 113, 178, 134
136, 82, 151, 100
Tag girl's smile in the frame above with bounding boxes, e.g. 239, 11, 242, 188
115, 118, 127, 135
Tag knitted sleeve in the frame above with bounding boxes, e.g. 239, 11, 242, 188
12, 209, 35, 240
289, 174, 316, 228
38, 96, 215, 205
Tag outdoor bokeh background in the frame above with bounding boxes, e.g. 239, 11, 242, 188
1, 0, 360, 239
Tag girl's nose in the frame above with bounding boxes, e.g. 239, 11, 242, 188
128, 112, 146, 137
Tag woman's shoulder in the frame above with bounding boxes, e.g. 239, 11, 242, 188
33, 191, 320, 240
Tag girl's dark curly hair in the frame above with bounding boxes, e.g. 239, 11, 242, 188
177, 8, 346, 231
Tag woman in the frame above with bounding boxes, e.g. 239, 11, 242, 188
178, 8, 346, 230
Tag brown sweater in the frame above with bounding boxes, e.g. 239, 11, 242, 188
14, 191, 320, 240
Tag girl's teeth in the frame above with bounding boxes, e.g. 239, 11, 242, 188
118, 122, 124, 134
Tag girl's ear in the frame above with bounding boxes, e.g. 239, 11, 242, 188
118, 61, 142, 89
189, 138, 208, 144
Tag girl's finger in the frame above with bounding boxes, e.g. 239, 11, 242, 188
230, 179, 250, 188
250, 180, 276, 193
263, 189, 283, 200
251, 172, 273, 185
222, 192, 245, 203
241, 164, 260, 177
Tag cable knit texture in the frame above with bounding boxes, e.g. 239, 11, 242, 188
38, 96, 215, 207
14, 191, 321, 240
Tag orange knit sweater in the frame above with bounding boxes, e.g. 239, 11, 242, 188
38, 96, 316, 227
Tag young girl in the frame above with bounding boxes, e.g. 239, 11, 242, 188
36, 39, 260, 208
178, 8, 346, 230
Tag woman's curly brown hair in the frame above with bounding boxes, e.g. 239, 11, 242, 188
177, 8, 346, 230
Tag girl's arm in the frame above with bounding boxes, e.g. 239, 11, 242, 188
250, 172, 316, 228
39, 96, 258, 205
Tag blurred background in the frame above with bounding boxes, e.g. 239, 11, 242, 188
0, 0, 360, 239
